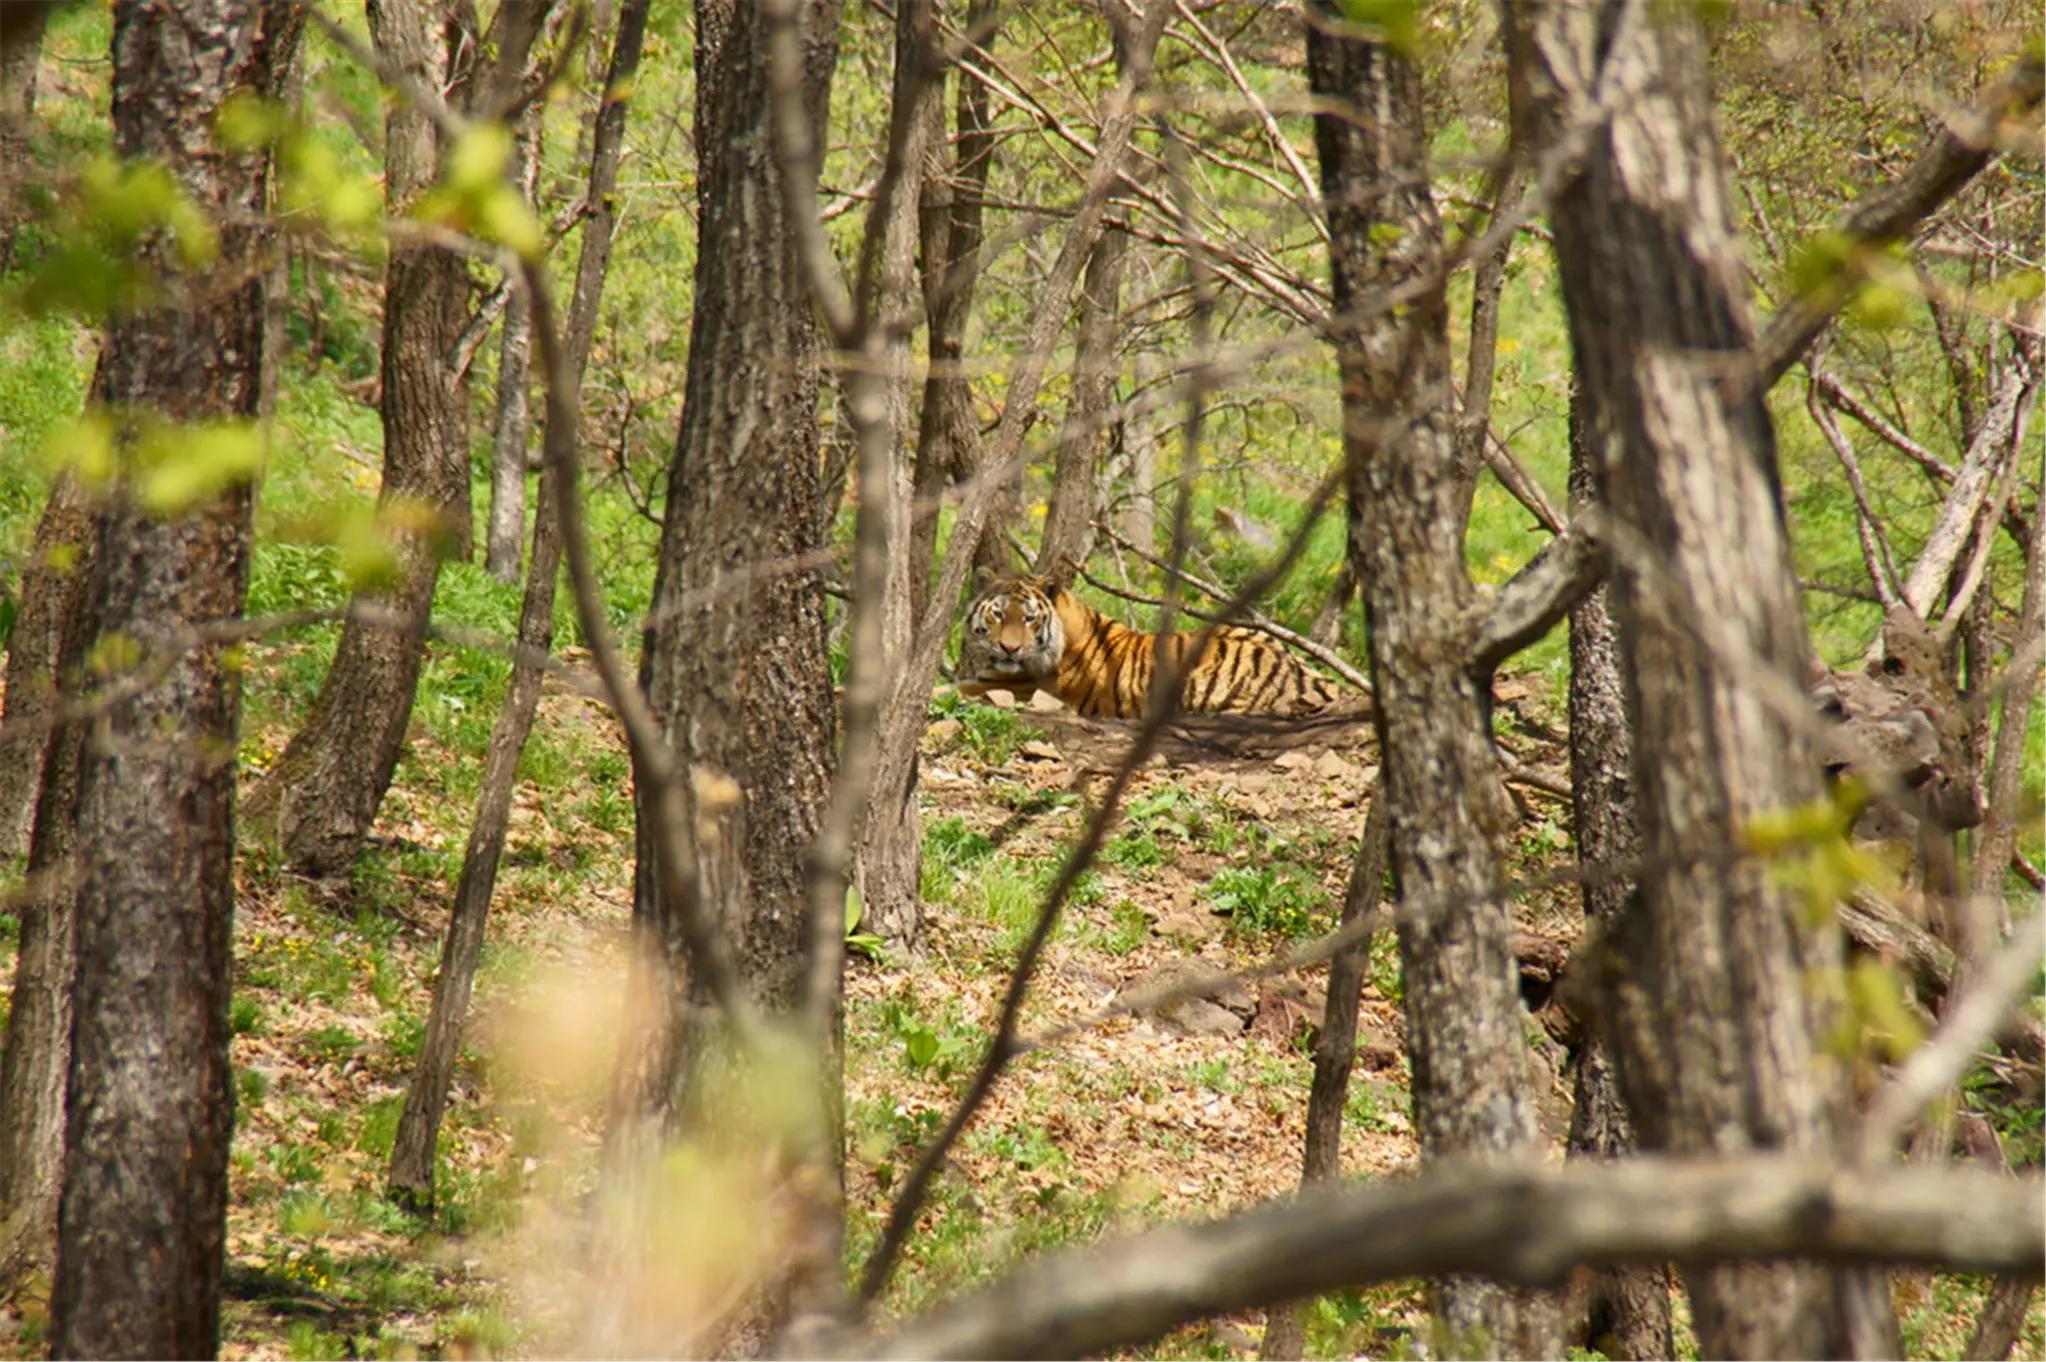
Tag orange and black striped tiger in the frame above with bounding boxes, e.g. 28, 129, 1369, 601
957, 568, 1340, 719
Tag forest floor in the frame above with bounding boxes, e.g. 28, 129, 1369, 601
0, 649, 2034, 1361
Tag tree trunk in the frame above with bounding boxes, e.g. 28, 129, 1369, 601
0, 483, 98, 1293
910, 0, 1000, 620
1308, 8, 1557, 1355
1037, 225, 1128, 574
0, 1, 51, 272
387, 0, 646, 1214
50, 2, 294, 1353
846, 0, 941, 947
0, 476, 94, 857
1561, 398, 1672, 1362
1258, 794, 1390, 1362
244, 0, 480, 881
484, 109, 542, 582
1503, 4, 1878, 1355
612, 0, 841, 1346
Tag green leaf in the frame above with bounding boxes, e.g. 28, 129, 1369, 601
904, 1027, 939, 1072
1334, 0, 1421, 56
138, 422, 266, 514
41, 413, 117, 485
446, 123, 514, 194
214, 90, 288, 152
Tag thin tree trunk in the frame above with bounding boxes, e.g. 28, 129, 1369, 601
1503, 4, 1882, 1354
484, 109, 543, 582
52, 2, 294, 1352
1453, 165, 1523, 544
1309, 7, 1557, 1354
387, 457, 564, 1210
243, 0, 481, 881
910, 0, 1000, 619
1258, 793, 1390, 1362
0, 1, 51, 272
1561, 395, 1672, 1362
1037, 225, 1128, 573
1969, 457, 2044, 919
0, 487, 98, 1292
847, 0, 940, 947
0, 476, 93, 857
387, 0, 643, 1213
1964, 1277, 2041, 1362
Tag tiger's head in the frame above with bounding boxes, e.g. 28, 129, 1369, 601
957, 571, 1068, 689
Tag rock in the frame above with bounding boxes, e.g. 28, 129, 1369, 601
1118, 958, 1251, 1036
1027, 689, 1067, 713
1157, 996, 1246, 1037
1019, 740, 1063, 762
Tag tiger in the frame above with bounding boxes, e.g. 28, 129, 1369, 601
956, 567, 1341, 719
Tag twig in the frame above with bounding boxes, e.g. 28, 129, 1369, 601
519, 250, 768, 1051
1740, 50, 2044, 395
1805, 368, 1906, 610
1858, 911, 2046, 1163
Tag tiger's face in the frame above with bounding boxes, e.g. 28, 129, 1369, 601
959, 578, 1066, 686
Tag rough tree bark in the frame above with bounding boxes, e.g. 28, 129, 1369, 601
244, 0, 485, 881
1036, 225, 1128, 574
612, 0, 842, 1343
0, 1, 51, 271
0, 478, 98, 1292
842, 0, 942, 948
49, 1, 297, 1353
1560, 397, 1672, 1361
387, 0, 639, 1214
0, 477, 93, 857
1308, 6, 1558, 1354
1503, 3, 1879, 1354
909, 0, 1001, 618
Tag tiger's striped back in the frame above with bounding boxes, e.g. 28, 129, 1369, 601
958, 574, 1339, 720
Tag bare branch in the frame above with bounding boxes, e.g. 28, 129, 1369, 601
1743, 50, 2045, 393
1859, 910, 2046, 1163
1806, 371, 1907, 610
845, 1158, 2044, 1361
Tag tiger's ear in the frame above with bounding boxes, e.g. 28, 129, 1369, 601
970, 565, 998, 595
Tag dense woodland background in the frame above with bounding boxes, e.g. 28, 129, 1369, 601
0, 0, 2040, 1358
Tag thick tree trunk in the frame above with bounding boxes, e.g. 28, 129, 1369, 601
387, 0, 645, 1213
1503, 4, 1878, 1355
1037, 226, 1128, 574
245, 0, 479, 881
50, 2, 293, 1353
1308, 8, 1557, 1355
611, 0, 841, 1345
1561, 399, 1672, 1362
